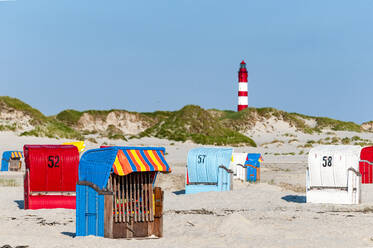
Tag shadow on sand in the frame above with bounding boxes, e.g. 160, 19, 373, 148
173, 190, 185, 195
14, 200, 24, 209
61, 232, 75, 238
281, 195, 306, 203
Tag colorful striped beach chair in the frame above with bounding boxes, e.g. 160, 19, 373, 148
76, 146, 171, 238
1, 151, 23, 171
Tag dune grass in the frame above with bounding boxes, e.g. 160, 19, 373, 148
140, 105, 257, 146
0, 178, 18, 187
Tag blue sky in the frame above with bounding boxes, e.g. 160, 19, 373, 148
0, 1, 372, 123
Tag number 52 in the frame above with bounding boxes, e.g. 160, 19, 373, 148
48, 156, 60, 168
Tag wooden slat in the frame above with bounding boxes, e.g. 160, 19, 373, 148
117, 175, 120, 222
133, 174, 136, 222
122, 176, 125, 223
118, 176, 121, 223
113, 175, 118, 223
137, 173, 140, 222
137, 174, 139, 222
110, 176, 113, 218
154, 187, 163, 217
136, 174, 139, 222
144, 173, 148, 222
121, 176, 125, 223
153, 187, 163, 237
141, 174, 145, 222
134, 174, 138, 222
108, 176, 111, 191
125, 176, 129, 223
118, 175, 122, 222
132, 174, 135, 222
104, 194, 113, 238
120, 176, 125, 222
129, 173, 133, 222
110, 175, 113, 221
137, 174, 141, 222
148, 173, 153, 221
147, 173, 150, 222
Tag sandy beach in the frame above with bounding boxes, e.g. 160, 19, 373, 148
1, 132, 373, 248
2, 0, 373, 246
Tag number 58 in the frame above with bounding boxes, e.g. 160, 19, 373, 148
322, 156, 332, 167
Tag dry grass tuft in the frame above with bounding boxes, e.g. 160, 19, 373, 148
0, 178, 18, 187
278, 182, 306, 193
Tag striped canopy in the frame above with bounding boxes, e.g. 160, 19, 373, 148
11, 151, 23, 159
113, 148, 171, 176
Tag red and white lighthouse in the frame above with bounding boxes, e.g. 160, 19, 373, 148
237, 60, 248, 111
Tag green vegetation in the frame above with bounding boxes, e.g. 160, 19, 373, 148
0, 96, 84, 139
220, 108, 253, 120
305, 135, 373, 146
0, 96, 47, 123
56, 108, 155, 125
103, 125, 127, 141
0, 96, 369, 145
216, 106, 363, 134
84, 110, 112, 120
326, 131, 336, 135
0, 178, 18, 187
20, 121, 83, 139
298, 143, 313, 148
288, 138, 299, 143
56, 109, 117, 125
270, 139, 284, 144
313, 117, 361, 132
56, 109, 83, 125
341, 137, 351, 144
82, 130, 98, 135
140, 105, 256, 146
281, 152, 296, 155
0, 124, 17, 131
260, 139, 285, 147
355, 142, 373, 146
88, 137, 98, 143
283, 133, 296, 137
141, 110, 173, 122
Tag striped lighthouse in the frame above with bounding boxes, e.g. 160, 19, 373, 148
237, 60, 248, 111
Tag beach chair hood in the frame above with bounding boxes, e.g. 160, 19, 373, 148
187, 148, 233, 184
79, 147, 171, 189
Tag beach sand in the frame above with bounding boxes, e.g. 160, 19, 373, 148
1, 132, 373, 248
